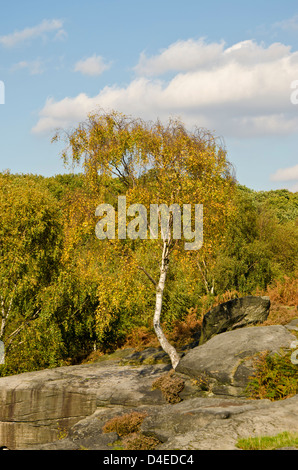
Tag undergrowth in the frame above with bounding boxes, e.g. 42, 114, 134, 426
151, 370, 185, 403
102, 411, 160, 450
246, 350, 298, 401
102, 411, 147, 436
122, 276, 298, 353
261, 274, 298, 306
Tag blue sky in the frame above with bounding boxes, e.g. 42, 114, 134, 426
0, 0, 298, 191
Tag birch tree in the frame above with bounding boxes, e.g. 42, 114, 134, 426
0, 174, 62, 350
53, 109, 235, 368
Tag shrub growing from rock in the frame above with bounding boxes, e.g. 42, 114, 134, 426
102, 411, 147, 436
102, 411, 160, 450
121, 432, 160, 450
151, 370, 185, 403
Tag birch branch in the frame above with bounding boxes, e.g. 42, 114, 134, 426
137, 266, 157, 286
5, 309, 40, 351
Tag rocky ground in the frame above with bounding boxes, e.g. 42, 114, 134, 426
0, 297, 297, 451
27, 394, 298, 451
0, 324, 297, 450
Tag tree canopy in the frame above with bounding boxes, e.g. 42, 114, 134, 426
0, 111, 297, 375
53, 110, 237, 366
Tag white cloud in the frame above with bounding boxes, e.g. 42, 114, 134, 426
270, 164, 298, 193
135, 38, 225, 76
0, 19, 66, 47
32, 94, 97, 134
289, 182, 298, 192
54, 28, 68, 42
11, 59, 45, 75
33, 38, 298, 138
135, 39, 293, 76
270, 164, 298, 182
74, 55, 111, 76
274, 15, 298, 32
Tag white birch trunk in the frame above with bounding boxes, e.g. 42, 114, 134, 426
0, 296, 7, 339
153, 239, 180, 370
0, 292, 15, 339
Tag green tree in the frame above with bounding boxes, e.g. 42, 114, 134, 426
0, 173, 62, 373
213, 186, 298, 294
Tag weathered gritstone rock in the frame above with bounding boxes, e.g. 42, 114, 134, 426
140, 396, 271, 443
157, 394, 298, 450
176, 325, 297, 396
1, 321, 297, 450
0, 362, 172, 449
286, 318, 298, 333
199, 295, 270, 344
26, 394, 298, 451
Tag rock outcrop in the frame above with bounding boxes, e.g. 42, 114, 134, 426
176, 325, 296, 396
0, 360, 171, 449
143, 394, 298, 450
0, 322, 297, 450
199, 295, 270, 344
25, 394, 298, 451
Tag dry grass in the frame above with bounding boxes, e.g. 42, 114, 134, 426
122, 326, 160, 350
121, 432, 160, 450
167, 307, 203, 348
152, 370, 185, 404
102, 411, 160, 450
256, 273, 298, 326
256, 273, 298, 306
102, 411, 148, 437
262, 301, 297, 326
212, 289, 243, 305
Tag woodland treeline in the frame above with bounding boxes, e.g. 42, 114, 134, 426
0, 111, 297, 375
